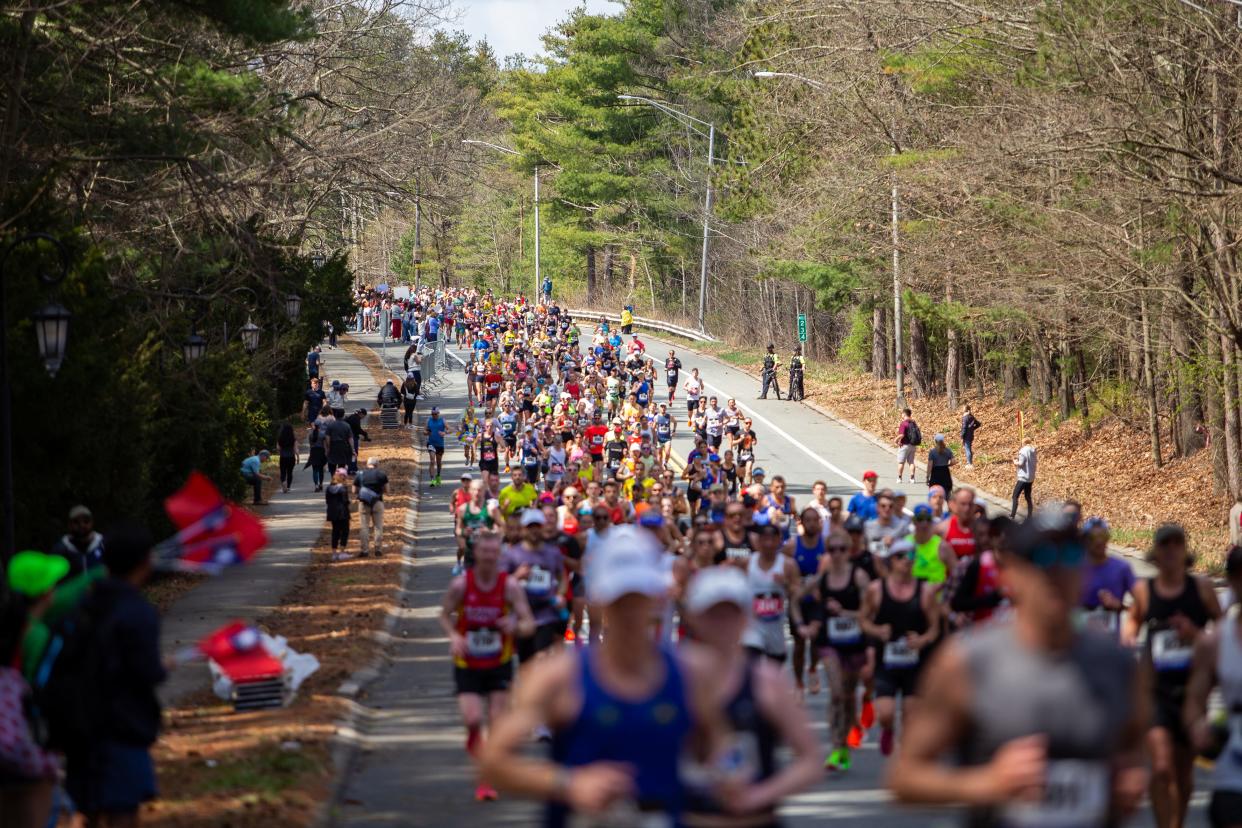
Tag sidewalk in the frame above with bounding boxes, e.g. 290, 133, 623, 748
159, 338, 378, 705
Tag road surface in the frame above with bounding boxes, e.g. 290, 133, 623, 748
331, 331, 1208, 827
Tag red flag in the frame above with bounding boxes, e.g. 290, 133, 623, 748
199, 621, 284, 682
158, 472, 268, 572
177, 505, 267, 570
165, 471, 226, 529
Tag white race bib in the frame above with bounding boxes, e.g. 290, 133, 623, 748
524, 566, 554, 596
827, 617, 862, 645
1080, 608, 1120, 636
725, 546, 750, 561
1000, 760, 1109, 828
883, 639, 919, 669
466, 628, 502, 657
1151, 628, 1193, 672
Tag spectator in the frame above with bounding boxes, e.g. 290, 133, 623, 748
401, 371, 420, 427
323, 411, 354, 477
240, 448, 271, 505
1010, 437, 1037, 519
48, 505, 105, 578
895, 408, 919, 484
65, 523, 166, 827
344, 408, 371, 475
2, 552, 69, 827
325, 468, 353, 562
327, 380, 346, 419
926, 434, 954, 492
1232, 499, 1242, 548
301, 378, 325, 425
306, 415, 327, 493
354, 457, 389, 557
960, 404, 982, 467
276, 423, 298, 494
305, 345, 322, 380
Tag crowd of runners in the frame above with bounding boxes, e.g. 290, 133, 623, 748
401, 287, 1242, 828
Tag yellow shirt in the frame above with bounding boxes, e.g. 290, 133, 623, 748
621, 309, 633, 326
498, 482, 538, 516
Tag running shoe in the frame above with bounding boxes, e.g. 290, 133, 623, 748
824, 748, 845, 771
434, 475, 441, 487
847, 725, 863, 748
837, 747, 852, 771
879, 727, 894, 757
474, 783, 498, 801
451, 562, 464, 577
564, 627, 576, 643
860, 698, 875, 729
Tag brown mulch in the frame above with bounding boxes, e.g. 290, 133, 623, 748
794, 368, 1232, 572
144, 335, 419, 827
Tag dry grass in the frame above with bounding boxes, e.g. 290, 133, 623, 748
144, 335, 418, 827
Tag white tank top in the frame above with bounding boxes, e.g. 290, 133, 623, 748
1217, 607, 1242, 793
741, 554, 787, 656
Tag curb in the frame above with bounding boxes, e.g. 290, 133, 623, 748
315, 343, 428, 828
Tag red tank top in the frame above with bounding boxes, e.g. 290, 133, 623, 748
455, 570, 512, 670
944, 515, 976, 559
972, 551, 1000, 622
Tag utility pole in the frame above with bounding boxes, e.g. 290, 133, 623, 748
413, 179, 421, 290
890, 105, 906, 410
698, 124, 714, 333
534, 167, 541, 301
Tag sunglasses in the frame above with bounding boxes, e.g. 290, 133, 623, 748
827, 545, 850, 553
913, 515, 933, 523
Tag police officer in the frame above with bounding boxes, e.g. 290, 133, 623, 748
788, 346, 805, 401
759, 343, 782, 400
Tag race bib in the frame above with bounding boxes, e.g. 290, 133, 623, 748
1079, 608, 1120, 636
883, 639, 919, 669
466, 628, 502, 658
753, 592, 784, 620
524, 566, 554, 596
828, 617, 862, 645
482, 448, 496, 461
1151, 628, 1193, 671
1000, 760, 1109, 828
725, 546, 750, 561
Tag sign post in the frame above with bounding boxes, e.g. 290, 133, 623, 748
797, 313, 807, 344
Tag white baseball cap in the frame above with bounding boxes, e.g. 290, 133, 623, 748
520, 508, 546, 527
586, 526, 666, 604
684, 567, 750, 615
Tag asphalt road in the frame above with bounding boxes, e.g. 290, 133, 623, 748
331, 331, 1209, 827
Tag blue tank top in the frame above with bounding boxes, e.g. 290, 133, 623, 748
793, 533, 824, 577
547, 647, 691, 827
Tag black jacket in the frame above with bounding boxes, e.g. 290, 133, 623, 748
344, 412, 370, 442
377, 383, 401, 407
89, 578, 166, 746
325, 483, 351, 521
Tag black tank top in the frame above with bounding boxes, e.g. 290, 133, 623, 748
876, 578, 928, 639
1144, 576, 1209, 689
816, 566, 864, 651
683, 655, 778, 816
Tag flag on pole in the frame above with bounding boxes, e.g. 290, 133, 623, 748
156, 472, 269, 573
198, 621, 284, 682
1017, 410, 1025, 443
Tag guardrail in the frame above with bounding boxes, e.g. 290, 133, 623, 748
566, 308, 718, 343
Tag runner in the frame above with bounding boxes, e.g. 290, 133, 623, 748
1078, 516, 1134, 637
1185, 544, 1242, 828
681, 567, 824, 825
806, 528, 872, 772
937, 486, 978, 559
888, 513, 1148, 827
438, 530, 535, 802
455, 479, 498, 574
457, 405, 480, 468
1126, 522, 1222, 828
785, 506, 826, 696
478, 526, 725, 825
741, 521, 807, 664
665, 349, 682, 403
859, 537, 940, 756
907, 504, 956, 589
501, 509, 568, 681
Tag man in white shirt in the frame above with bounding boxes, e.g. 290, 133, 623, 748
1010, 437, 1037, 519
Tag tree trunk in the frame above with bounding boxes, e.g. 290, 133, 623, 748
909, 314, 930, 398
872, 304, 888, 379
973, 333, 986, 399
1172, 288, 1204, 456
945, 282, 959, 410
585, 245, 597, 306
1223, 331, 1242, 501
1141, 289, 1162, 467
1208, 328, 1230, 495
1075, 349, 1091, 438
602, 245, 615, 295
1031, 329, 1052, 406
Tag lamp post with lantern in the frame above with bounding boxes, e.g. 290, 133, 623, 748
0, 233, 73, 561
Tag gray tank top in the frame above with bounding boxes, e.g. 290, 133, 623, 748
959, 622, 1135, 828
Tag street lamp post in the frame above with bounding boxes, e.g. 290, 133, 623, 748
0, 233, 73, 561
617, 95, 716, 334
753, 70, 906, 409
463, 140, 541, 301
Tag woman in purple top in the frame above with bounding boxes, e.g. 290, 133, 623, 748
1079, 517, 1135, 636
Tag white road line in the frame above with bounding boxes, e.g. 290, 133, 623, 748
446, 347, 468, 368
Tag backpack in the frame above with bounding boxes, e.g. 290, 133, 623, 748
29, 588, 116, 751
906, 420, 923, 446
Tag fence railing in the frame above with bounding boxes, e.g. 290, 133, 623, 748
566, 308, 718, 343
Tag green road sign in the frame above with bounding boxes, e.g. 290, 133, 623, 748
797, 313, 807, 343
